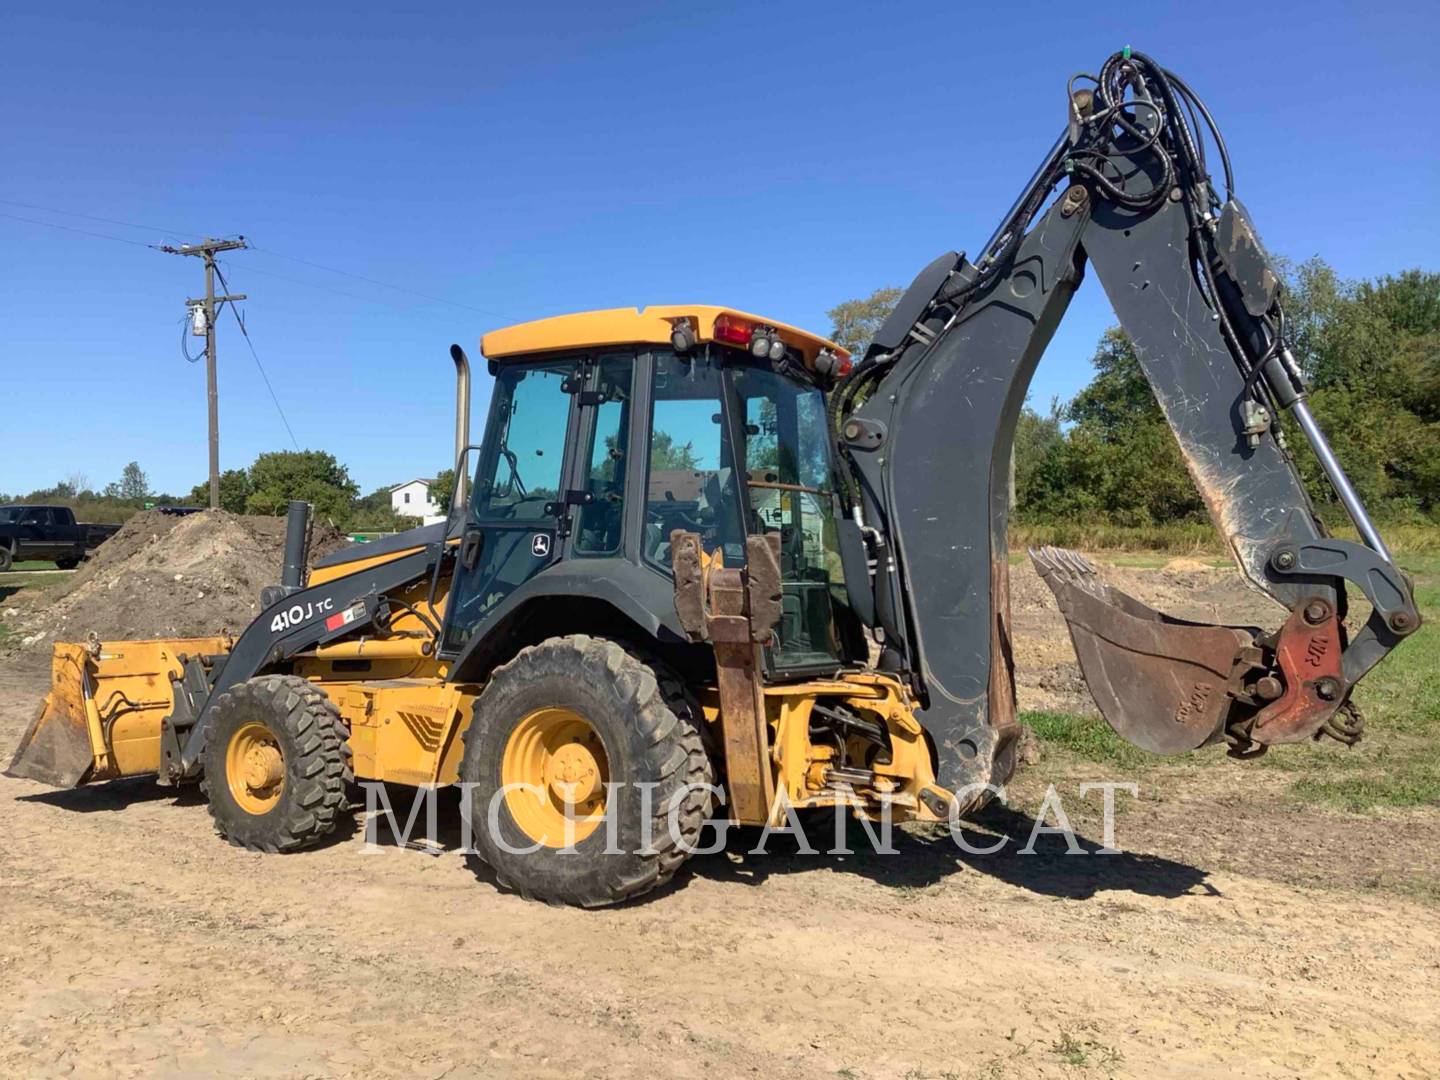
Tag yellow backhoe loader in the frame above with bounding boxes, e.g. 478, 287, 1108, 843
8, 50, 1419, 905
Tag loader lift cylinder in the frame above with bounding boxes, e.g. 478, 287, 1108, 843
281, 500, 311, 592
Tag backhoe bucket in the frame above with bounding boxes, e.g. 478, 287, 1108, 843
6, 637, 230, 787
1029, 547, 1260, 755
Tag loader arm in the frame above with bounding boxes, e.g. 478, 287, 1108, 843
835, 49, 1419, 797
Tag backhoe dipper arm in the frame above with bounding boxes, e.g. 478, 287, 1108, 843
836, 50, 1419, 799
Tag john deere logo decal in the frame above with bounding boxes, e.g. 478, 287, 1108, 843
531, 533, 551, 558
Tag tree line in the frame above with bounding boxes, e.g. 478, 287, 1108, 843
830, 259, 1440, 528
190, 454, 460, 531
3, 453, 438, 532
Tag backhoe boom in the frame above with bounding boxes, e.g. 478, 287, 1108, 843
834, 49, 1419, 797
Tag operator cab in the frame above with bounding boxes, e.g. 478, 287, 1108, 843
442, 306, 859, 677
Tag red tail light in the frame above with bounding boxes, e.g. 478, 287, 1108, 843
712, 314, 754, 346
835, 354, 854, 377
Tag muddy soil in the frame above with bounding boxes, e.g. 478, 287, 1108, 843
1, 560, 1436, 1078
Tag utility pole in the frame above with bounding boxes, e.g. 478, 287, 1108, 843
161, 237, 248, 509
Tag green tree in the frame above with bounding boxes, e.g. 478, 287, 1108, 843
1031, 328, 1204, 526
1283, 261, 1440, 518
187, 469, 252, 513
1012, 400, 1066, 516
826, 286, 902, 357
650, 430, 700, 470
430, 469, 456, 514
244, 450, 359, 525
354, 485, 393, 520
118, 462, 150, 501
351, 485, 420, 530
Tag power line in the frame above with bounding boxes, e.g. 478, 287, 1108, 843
221, 258, 512, 326
0, 210, 163, 249
246, 243, 514, 320
213, 263, 302, 452
0, 198, 200, 241
220, 259, 426, 313
0, 199, 514, 322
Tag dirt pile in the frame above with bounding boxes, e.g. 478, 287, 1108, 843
5, 510, 347, 648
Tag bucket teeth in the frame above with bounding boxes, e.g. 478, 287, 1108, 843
1030, 545, 1096, 583
1030, 546, 1110, 606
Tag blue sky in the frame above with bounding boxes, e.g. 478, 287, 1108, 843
2, 1, 1436, 498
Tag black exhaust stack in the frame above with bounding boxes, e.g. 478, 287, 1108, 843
280, 499, 312, 592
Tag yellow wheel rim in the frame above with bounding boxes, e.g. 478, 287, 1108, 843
225, 721, 285, 815
501, 707, 609, 846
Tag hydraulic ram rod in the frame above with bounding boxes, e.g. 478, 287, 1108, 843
1291, 396, 1392, 562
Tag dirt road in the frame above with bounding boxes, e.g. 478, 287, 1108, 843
3, 556, 1439, 1078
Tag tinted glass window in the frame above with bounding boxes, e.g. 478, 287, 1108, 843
731, 366, 845, 667
644, 351, 744, 568
574, 355, 633, 555
473, 362, 571, 521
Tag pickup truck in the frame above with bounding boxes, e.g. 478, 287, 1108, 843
0, 505, 121, 571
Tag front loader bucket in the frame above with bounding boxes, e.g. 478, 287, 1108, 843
1029, 547, 1261, 755
6, 644, 98, 786
6, 636, 231, 787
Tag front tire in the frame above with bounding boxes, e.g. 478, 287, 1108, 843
0, 545, 12, 572
461, 635, 714, 907
201, 675, 353, 853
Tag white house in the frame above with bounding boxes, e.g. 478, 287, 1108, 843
390, 478, 441, 521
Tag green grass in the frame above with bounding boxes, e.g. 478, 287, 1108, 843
1011, 521, 1221, 554
1272, 562, 1440, 810
1343, 556, 1440, 738
0, 572, 67, 601
1049, 1031, 1123, 1070
1021, 710, 1153, 769
1280, 556, 1440, 810
1290, 767, 1440, 811
9, 560, 59, 571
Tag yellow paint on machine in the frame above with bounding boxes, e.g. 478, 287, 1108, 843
11, 609, 948, 833
481, 305, 850, 370
317, 679, 479, 787
6, 637, 233, 786
306, 545, 431, 587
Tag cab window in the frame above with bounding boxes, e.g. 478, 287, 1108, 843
731, 365, 846, 668
472, 361, 571, 521
574, 355, 633, 555
643, 351, 744, 569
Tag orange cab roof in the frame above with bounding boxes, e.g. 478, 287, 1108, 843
481, 305, 849, 369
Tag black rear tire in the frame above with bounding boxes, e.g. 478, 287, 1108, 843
0, 546, 12, 572
201, 675, 353, 853
55, 556, 80, 571
461, 634, 715, 907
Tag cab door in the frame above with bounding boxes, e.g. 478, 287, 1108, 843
439, 358, 579, 657
18, 507, 54, 561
